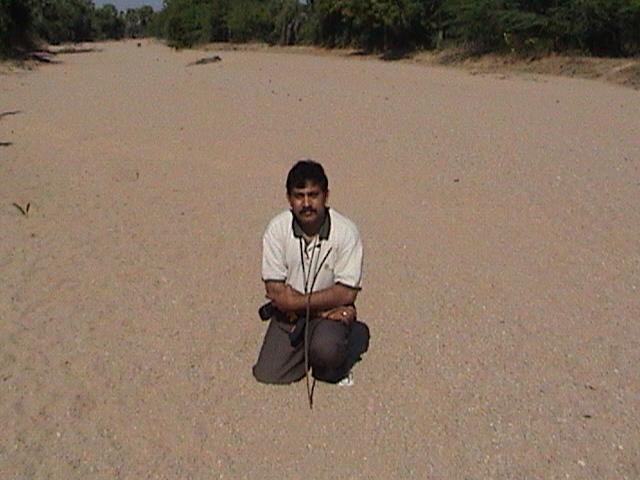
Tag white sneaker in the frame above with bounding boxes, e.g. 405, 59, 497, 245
337, 371, 354, 387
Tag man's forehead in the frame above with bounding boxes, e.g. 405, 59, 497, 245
290, 181, 324, 193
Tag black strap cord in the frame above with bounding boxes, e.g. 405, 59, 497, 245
299, 236, 332, 409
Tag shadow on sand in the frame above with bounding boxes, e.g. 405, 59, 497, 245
1, 111, 21, 146
0, 110, 22, 120
347, 48, 414, 61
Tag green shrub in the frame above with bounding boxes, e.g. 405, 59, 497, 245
550, 0, 633, 56
443, 0, 547, 53
165, 0, 212, 47
272, 0, 305, 45
35, 0, 96, 44
619, 0, 640, 54
226, 0, 274, 43
94, 4, 125, 39
303, 0, 353, 47
1, 0, 36, 55
124, 6, 154, 38
160, 0, 229, 47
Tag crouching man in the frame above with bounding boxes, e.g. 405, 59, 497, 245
253, 160, 368, 384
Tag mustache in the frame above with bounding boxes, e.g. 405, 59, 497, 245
300, 207, 316, 214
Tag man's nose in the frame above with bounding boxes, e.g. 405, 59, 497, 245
302, 195, 311, 206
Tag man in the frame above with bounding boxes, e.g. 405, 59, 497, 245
253, 160, 365, 384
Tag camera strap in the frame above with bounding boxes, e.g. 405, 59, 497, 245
299, 236, 332, 409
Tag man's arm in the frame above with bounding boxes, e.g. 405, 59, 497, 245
265, 280, 358, 315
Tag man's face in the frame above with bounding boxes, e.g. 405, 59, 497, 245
288, 181, 329, 230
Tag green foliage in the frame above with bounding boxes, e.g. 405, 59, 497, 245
165, 0, 213, 47
443, 0, 547, 53
340, 0, 386, 49
619, 0, 640, 54
1, 0, 157, 56
301, 0, 440, 50
124, 5, 154, 38
159, 0, 229, 48
2, 0, 638, 58
301, 0, 350, 47
1, 0, 36, 55
94, 4, 125, 40
272, 0, 306, 45
35, 0, 96, 44
147, 5, 169, 38
549, 0, 637, 55
227, 0, 274, 42
368, 0, 437, 49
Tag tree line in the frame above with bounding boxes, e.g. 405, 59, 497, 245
3, 0, 640, 58
1, 0, 154, 56
151, 0, 640, 56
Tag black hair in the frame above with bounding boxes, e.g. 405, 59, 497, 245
286, 160, 329, 194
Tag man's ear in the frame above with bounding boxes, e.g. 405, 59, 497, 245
324, 189, 330, 204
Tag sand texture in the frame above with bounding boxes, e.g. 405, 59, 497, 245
1, 40, 639, 479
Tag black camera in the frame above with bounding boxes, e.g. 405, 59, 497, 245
258, 302, 306, 347
258, 302, 276, 321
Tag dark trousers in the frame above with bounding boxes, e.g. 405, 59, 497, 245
253, 317, 369, 384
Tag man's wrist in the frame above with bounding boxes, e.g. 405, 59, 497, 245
290, 294, 306, 314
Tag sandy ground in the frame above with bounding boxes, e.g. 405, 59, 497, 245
200, 42, 640, 91
1, 39, 639, 479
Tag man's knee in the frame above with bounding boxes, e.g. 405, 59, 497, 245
253, 363, 277, 384
309, 321, 349, 368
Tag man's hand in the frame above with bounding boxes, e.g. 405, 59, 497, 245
320, 305, 357, 324
264, 280, 359, 317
